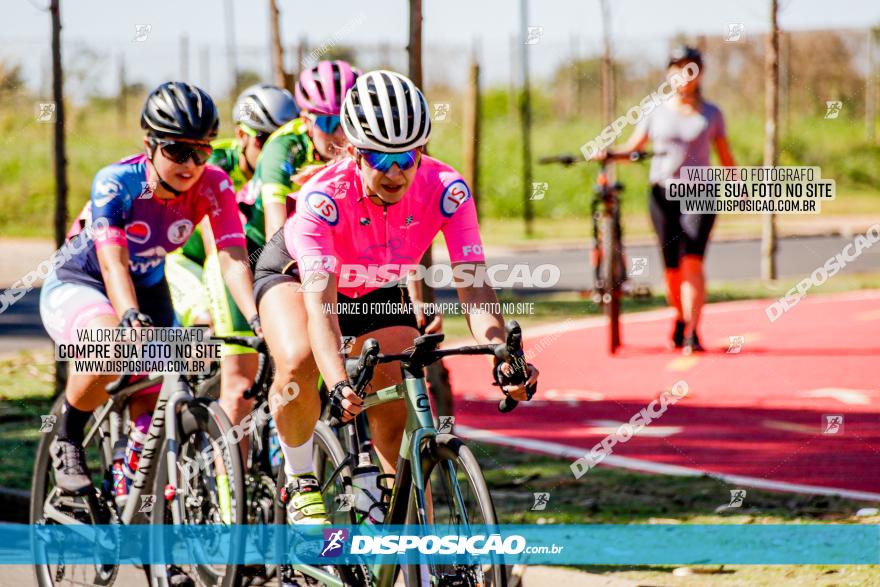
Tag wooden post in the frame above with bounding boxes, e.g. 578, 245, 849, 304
269, 0, 287, 88
117, 51, 126, 133
519, 0, 534, 236
200, 45, 210, 91
599, 0, 615, 126
224, 0, 239, 97
867, 28, 876, 143
50, 0, 68, 394
761, 0, 780, 281
463, 46, 481, 217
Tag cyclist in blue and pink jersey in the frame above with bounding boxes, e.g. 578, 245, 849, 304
40, 83, 258, 501
252, 70, 540, 524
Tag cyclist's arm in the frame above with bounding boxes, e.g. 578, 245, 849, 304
608, 126, 649, 158
455, 273, 505, 345
217, 246, 258, 322
91, 172, 139, 319
712, 110, 736, 167
97, 244, 139, 320
302, 276, 348, 386
457, 277, 538, 401
264, 199, 286, 239
207, 170, 258, 322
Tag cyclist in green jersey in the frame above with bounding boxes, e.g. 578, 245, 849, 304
166, 84, 299, 450
254, 60, 360, 240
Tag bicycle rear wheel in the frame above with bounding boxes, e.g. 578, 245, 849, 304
149, 397, 245, 587
406, 434, 508, 587
31, 394, 120, 587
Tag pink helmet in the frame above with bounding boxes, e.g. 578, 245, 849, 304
295, 60, 359, 116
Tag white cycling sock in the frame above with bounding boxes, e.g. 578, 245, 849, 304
281, 437, 315, 477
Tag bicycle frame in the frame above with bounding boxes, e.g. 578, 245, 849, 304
291, 374, 453, 587
44, 373, 192, 527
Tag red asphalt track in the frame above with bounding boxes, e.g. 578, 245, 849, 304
444, 290, 880, 500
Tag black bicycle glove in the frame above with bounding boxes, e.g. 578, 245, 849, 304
119, 308, 153, 328
248, 314, 261, 333
327, 380, 355, 426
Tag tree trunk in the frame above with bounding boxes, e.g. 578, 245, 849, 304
761, 0, 779, 280
50, 0, 68, 394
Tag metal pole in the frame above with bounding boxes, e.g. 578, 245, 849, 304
761, 0, 780, 280
519, 0, 533, 236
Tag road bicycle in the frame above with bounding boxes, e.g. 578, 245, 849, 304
538, 151, 654, 354
195, 334, 282, 587
274, 320, 536, 586
30, 362, 246, 587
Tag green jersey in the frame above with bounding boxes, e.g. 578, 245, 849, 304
249, 117, 319, 246
179, 138, 248, 264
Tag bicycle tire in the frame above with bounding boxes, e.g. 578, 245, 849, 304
404, 434, 509, 587
149, 397, 246, 587
273, 420, 372, 586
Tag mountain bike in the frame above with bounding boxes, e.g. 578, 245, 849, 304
275, 320, 536, 586
30, 363, 246, 587
538, 151, 654, 354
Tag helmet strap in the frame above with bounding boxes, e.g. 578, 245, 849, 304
146, 142, 183, 197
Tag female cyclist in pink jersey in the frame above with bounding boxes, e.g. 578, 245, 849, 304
252, 70, 539, 524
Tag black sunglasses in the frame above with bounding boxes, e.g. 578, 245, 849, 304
154, 140, 213, 166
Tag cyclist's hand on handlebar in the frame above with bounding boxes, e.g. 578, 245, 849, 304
496, 361, 540, 402
329, 381, 364, 423
415, 305, 443, 334
120, 308, 153, 328
589, 148, 609, 161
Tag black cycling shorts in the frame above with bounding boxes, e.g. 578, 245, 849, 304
253, 230, 418, 338
649, 184, 716, 269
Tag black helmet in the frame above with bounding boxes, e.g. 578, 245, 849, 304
667, 45, 703, 68
140, 82, 219, 141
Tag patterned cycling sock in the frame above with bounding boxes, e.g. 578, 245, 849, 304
56, 399, 92, 443
280, 436, 315, 477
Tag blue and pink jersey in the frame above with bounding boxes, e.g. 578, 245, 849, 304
284, 155, 485, 298
59, 154, 246, 289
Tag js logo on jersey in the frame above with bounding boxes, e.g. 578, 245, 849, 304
125, 221, 151, 244
320, 528, 349, 558
305, 191, 339, 226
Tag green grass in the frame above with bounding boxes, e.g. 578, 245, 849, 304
2, 89, 880, 238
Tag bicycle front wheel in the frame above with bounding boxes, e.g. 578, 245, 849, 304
405, 434, 508, 587
31, 394, 119, 587
149, 397, 245, 587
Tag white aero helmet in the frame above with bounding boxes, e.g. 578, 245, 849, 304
233, 84, 299, 135
341, 70, 432, 153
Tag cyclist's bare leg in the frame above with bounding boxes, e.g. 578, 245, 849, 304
259, 282, 321, 448
64, 314, 123, 411
663, 268, 684, 321
680, 255, 706, 335
349, 325, 419, 475
218, 353, 258, 459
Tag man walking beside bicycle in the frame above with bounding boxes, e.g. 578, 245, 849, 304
597, 46, 736, 354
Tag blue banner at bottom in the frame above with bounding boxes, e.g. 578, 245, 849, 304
2, 524, 878, 565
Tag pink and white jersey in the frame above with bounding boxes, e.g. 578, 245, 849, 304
284, 155, 485, 298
